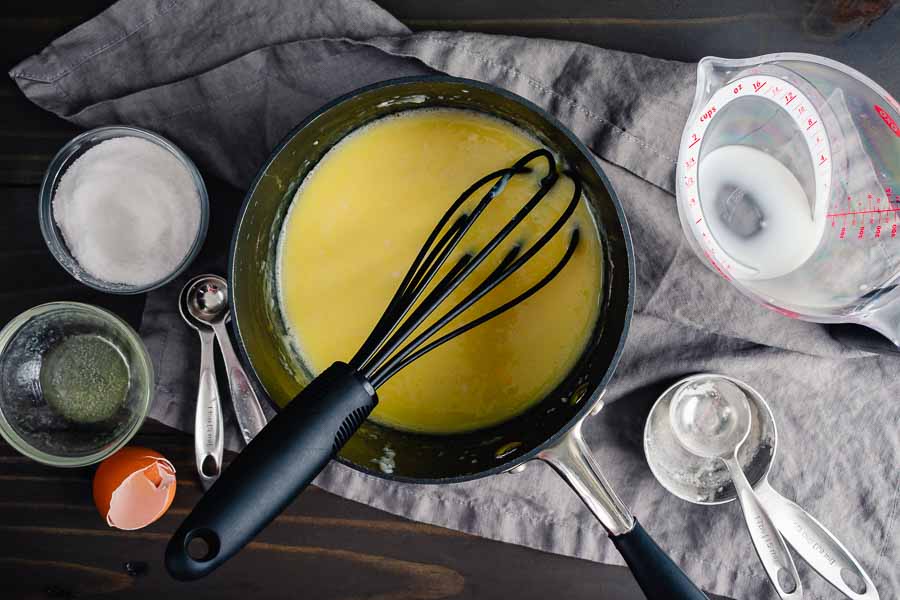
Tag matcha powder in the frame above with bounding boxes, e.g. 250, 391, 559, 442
40, 335, 130, 423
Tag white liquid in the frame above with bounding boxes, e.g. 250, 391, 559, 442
698, 145, 823, 280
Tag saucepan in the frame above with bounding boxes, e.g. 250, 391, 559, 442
166, 76, 707, 599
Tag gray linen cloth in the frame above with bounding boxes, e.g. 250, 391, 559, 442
12, 1, 898, 598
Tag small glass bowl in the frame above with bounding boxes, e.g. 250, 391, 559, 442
0, 302, 154, 467
39, 125, 209, 294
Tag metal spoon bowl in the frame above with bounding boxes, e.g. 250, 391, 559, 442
670, 378, 752, 459
189, 279, 228, 326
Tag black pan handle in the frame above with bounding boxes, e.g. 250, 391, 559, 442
538, 421, 708, 600
165, 361, 377, 581
611, 519, 709, 600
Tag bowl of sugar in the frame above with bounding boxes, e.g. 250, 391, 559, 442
39, 126, 209, 294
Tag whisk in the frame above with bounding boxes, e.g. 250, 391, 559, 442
166, 148, 583, 580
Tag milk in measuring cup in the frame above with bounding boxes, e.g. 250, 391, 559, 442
697, 144, 820, 281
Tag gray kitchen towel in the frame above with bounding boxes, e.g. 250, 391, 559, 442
11, 1, 899, 598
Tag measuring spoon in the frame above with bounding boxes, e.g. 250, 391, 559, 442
187, 274, 267, 444
670, 377, 802, 599
646, 374, 879, 599
180, 276, 224, 490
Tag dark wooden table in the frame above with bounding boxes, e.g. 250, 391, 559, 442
1, 2, 896, 599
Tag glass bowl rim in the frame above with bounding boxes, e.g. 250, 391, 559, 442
0, 301, 154, 467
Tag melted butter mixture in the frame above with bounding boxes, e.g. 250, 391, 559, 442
277, 109, 603, 434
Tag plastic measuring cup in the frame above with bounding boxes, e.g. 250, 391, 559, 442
676, 53, 900, 344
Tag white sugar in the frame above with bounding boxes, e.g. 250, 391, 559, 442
53, 136, 201, 287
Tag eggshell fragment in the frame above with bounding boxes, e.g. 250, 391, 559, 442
93, 446, 177, 530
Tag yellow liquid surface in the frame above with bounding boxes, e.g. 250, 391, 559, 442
278, 109, 602, 434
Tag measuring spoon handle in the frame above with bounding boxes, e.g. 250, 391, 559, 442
212, 320, 267, 444
195, 330, 224, 490
756, 479, 879, 599
724, 456, 802, 599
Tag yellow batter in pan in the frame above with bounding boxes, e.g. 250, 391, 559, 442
277, 108, 603, 434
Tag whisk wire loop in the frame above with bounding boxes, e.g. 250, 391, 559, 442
350, 159, 531, 370
351, 148, 583, 388
370, 176, 583, 387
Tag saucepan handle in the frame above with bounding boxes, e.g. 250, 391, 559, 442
537, 419, 709, 600
165, 361, 377, 581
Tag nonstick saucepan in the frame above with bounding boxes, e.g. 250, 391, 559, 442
166, 77, 708, 599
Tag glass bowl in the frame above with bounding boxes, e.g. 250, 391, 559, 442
39, 125, 209, 294
0, 302, 154, 467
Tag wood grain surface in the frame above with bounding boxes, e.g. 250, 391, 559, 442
1, 1, 895, 598
1, 422, 668, 600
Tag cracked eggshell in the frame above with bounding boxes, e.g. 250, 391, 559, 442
93, 446, 177, 530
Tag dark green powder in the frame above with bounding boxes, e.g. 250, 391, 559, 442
39, 334, 130, 423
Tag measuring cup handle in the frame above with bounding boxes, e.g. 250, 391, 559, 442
725, 457, 802, 599
756, 480, 880, 599
166, 362, 377, 580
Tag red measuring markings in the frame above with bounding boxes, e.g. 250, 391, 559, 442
688, 133, 701, 148
827, 208, 900, 217
784, 92, 797, 105
766, 304, 800, 319
874, 105, 900, 137
818, 154, 828, 166
893, 224, 898, 238
704, 250, 731, 281
753, 80, 766, 93
695, 217, 703, 224
806, 118, 818, 130
876, 225, 883, 238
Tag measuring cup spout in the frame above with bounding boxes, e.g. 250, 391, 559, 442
694, 56, 759, 105
854, 297, 900, 347
694, 57, 728, 107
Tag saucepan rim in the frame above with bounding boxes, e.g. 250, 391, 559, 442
228, 74, 635, 484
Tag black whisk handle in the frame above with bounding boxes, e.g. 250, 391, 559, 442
165, 362, 377, 581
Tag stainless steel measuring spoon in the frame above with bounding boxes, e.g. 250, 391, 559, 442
186, 274, 267, 444
646, 374, 880, 600
669, 376, 801, 599
180, 276, 224, 490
